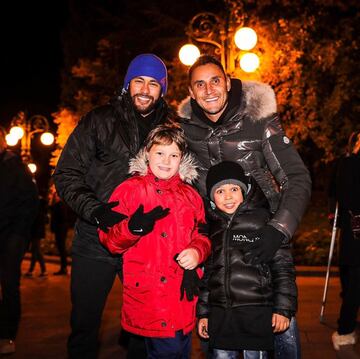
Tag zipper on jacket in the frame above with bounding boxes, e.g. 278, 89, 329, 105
224, 217, 233, 308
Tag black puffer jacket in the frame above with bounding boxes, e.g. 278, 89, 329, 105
0, 150, 39, 242
53, 93, 169, 264
197, 179, 297, 319
179, 79, 311, 240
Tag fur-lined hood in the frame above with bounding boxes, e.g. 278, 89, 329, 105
177, 80, 277, 122
128, 148, 199, 184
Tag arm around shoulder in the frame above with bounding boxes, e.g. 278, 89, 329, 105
186, 190, 211, 264
262, 115, 312, 239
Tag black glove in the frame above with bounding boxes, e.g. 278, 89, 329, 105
242, 225, 285, 264
180, 269, 201, 301
92, 201, 128, 233
128, 204, 170, 236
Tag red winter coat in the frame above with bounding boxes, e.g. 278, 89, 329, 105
99, 151, 211, 337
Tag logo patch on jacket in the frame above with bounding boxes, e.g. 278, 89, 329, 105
283, 136, 290, 144
231, 232, 260, 246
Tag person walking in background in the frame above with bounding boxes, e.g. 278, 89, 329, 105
178, 55, 311, 358
0, 127, 39, 354
53, 54, 171, 358
330, 131, 360, 351
197, 161, 297, 359
99, 125, 211, 358
50, 188, 69, 276
24, 195, 48, 277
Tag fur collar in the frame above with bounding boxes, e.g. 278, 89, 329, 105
177, 80, 277, 122
129, 149, 199, 184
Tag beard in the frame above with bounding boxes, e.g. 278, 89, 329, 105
131, 94, 159, 116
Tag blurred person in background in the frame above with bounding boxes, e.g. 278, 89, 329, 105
329, 131, 360, 351
0, 126, 39, 354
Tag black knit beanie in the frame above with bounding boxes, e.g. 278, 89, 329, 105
206, 161, 249, 201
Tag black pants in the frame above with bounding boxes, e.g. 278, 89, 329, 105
68, 254, 122, 358
54, 228, 68, 271
29, 237, 46, 273
0, 234, 27, 339
338, 265, 360, 334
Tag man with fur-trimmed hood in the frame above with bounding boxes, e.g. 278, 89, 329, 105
178, 55, 311, 358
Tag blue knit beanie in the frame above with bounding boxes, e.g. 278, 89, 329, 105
123, 54, 168, 95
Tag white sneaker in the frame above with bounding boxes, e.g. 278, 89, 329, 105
0, 339, 15, 354
332, 331, 357, 350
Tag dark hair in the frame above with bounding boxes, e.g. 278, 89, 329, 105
145, 124, 187, 155
188, 55, 226, 84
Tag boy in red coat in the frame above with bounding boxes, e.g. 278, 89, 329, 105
99, 124, 211, 358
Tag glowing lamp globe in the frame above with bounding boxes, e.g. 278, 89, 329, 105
179, 44, 200, 66
240, 53, 260, 73
234, 27, 257, 51
40, 132, 55, 146
5, 133, 19, 146
28, 163, 37, 174
10, 126, 25, 140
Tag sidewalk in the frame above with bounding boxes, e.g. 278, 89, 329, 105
24, 253, 341, 276
11, 258, 359, 358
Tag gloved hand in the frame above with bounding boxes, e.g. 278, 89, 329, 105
180, 269, 201, 301
92, 201, 128, 233
128, 204, 170, 236
242, 225, 285, 264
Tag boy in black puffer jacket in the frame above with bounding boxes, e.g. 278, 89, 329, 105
197, 161, 298, 359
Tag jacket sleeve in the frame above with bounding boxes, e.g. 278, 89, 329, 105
98, 182, 140, 254
262, 115, 312, 239
196, 253, 213, 319
53, 112, 102, 223
185, 191, 211, 264
269, 246, 298, 318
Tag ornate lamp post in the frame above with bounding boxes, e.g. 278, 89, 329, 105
6, 111, 54, 173
179, 7, 260, 74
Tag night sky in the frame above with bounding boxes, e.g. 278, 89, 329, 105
0, 2, 67, 129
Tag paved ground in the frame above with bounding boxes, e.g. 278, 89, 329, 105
4, 260, 359, 358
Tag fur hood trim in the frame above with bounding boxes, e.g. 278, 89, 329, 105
177, 80, 277, 122
128, 149, 199, 184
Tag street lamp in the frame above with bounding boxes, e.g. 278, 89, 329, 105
178, 11, 260, 75
6, 111, 54, 173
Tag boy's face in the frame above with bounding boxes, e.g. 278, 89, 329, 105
147, 142, 181, 180
213, 183, 244, 214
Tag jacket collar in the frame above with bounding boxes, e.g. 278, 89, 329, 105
178, 79, 277, 123
129, 148, 199, 184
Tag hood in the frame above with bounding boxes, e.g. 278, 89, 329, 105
177, 80, 277, 122
128, 148, 199, 184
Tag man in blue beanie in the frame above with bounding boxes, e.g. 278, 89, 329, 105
53, 53, 170, 359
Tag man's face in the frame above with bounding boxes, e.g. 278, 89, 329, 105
189, 63, 231, 122
129, 76, 162, 115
